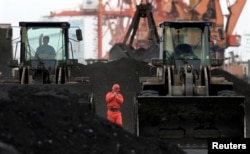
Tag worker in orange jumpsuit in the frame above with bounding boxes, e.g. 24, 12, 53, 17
105, 84, 124, 127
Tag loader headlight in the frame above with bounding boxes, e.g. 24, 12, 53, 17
152, 58, 163, 66
187, 64, 192, 73
66, 59, 78, 66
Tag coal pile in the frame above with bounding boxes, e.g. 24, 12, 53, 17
0, 58, 186, 154
0, 91, 183, 154
211, 69, 250, 99
0, 58, 249, 154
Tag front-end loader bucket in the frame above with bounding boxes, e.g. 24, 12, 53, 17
0, 83, 94, 112
134, 96, 245, 148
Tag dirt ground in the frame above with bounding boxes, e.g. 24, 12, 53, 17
0, 58, 249, 154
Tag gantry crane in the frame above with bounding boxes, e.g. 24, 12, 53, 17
49, 0, 134, 59
48, 0, 246, 63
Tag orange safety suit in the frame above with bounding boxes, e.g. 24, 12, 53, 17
105, 90, 124, 126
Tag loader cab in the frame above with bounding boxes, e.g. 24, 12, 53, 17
15, 22, 83, 84
18, 22, 82, 69
159, 21, 211, 67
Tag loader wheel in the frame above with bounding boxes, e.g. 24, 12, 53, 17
139, 90, 159, 96
217, 90, 237, 96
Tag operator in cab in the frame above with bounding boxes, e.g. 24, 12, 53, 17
173, 43, 198, 59
36, 35, 56, 59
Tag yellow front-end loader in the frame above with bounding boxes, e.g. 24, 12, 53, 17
134, 21, 245, 148
0, 22, 94, 111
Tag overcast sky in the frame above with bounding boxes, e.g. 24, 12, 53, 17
1, 0, 249, 32
0, 0, 83, 26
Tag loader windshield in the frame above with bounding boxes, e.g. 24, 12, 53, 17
24, 27, 66, 61
162, 23, 210, 65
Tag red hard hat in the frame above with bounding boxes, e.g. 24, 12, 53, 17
112, 84, 120, 91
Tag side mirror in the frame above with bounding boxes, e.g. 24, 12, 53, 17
76, 29, 82, 41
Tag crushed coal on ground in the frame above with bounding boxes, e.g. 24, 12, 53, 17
0, 58, 249, 154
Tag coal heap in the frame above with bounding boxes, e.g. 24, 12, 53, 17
0, 58, 185, 154
0, 58, 249, 154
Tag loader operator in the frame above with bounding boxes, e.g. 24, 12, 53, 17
105, 84, 124, 127
36, 35, 56, 59
173, 43, 198, 59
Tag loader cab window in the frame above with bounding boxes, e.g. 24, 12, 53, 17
24, 27, 66, 61
163, 25, 210, 65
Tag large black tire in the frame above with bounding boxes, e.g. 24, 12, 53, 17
217, 90, 238, 96
139, 90, 159, 96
